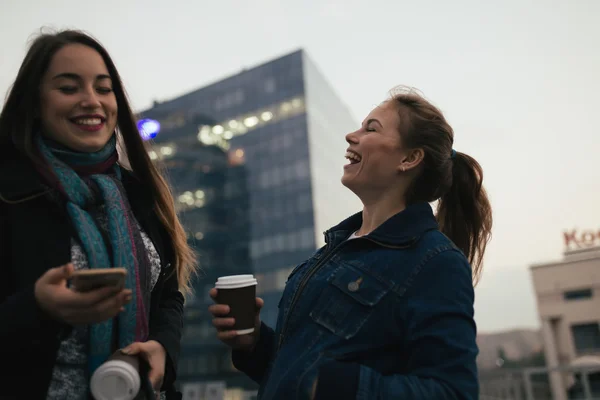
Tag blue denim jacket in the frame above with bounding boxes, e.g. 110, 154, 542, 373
233, 202, 479, 399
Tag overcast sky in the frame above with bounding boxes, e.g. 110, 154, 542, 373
1, 0, 599, 333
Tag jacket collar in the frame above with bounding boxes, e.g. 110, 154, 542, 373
326, 202, 439, 247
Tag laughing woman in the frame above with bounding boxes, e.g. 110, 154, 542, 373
210, 87, 492, 400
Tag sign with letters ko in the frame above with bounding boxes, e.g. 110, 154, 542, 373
563, 229, 600, 251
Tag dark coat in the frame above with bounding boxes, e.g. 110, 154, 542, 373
0, 151, 184, 399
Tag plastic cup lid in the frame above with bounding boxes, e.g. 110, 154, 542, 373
90, 360, 140, 400
215, 274, 257, 289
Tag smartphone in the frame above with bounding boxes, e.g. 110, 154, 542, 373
71, 268, 127, 292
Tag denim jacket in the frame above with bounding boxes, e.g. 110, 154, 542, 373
233, 202, 479, 400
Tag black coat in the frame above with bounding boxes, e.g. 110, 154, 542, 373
0, 152, 184, 399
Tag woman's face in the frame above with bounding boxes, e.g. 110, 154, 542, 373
39, 43, 118, 152
341, 102, 407, 196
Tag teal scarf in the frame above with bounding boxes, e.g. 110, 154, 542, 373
35, 135, 150, 374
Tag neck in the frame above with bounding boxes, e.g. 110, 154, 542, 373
40, 135, 118, 176
356, 191, 407, 236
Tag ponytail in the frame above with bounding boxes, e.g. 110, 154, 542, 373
437, 152, 492, 284
389, 86, 492, 285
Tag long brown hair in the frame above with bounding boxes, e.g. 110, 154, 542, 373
0, 29, 197, 294
390, 87, 492, 284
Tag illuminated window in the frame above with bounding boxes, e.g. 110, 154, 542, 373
244, 116, 259, 128
197, 96, 306, 147
160, 146, 174, 156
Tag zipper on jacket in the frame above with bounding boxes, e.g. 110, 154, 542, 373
277, 240, 340, 351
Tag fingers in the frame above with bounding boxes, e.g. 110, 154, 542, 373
212, 317, 235, 331
60, 290, 130, 323
92, 290, 132, 318
216, 330, 238, 341
41, 263, 74, 285
122, 342, 164, 392
73, 287, 132, 309
121, 341, 145, 356
209, 287, 217, 299
208, 298, 263, 315
256, 297, 264, 310
208, 303, 230, 317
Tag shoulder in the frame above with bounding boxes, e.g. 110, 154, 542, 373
0, 151, 46, 204
409, 229, 466, 267
408, 230, 473, 294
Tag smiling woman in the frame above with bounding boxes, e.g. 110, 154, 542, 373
0, 30, 197, 399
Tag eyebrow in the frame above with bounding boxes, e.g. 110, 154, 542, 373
52, 72, 112, 81
365, 118, 383, 129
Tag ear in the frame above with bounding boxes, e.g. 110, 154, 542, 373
397, 148, 424, 173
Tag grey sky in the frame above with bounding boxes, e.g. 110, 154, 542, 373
1, 0, 599, 332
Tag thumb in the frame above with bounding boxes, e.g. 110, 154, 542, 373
148, 367, 163, 391
43, 264, 74, 285
121, 342, 146, 356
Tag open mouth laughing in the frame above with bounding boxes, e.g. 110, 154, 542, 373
345, 149, 362, 168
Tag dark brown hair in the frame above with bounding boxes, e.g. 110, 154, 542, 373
0, 29, 197, 294
390, 87, 492, 284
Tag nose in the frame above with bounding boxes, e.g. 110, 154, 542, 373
79, 87, 102, 109
345, 129, 359, 144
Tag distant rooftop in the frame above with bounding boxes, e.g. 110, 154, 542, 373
530, 246, 600, 269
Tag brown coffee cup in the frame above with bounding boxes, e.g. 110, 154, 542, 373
215, 274, 258, 335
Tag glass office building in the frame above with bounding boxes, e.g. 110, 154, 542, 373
140, 49, 361, 399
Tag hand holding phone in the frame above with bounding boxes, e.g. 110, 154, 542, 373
34, 264, 132, 326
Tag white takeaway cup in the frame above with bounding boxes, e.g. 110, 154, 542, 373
90, 353, 141, 400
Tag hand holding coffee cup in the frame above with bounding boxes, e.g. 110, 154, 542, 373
209, 274, 263, 352
90, 351, 141, 400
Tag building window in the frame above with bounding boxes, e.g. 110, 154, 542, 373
571, 323, 600, 354
564, 288, 593, 301
295, 160, 310, 179
264, 78, 276, 93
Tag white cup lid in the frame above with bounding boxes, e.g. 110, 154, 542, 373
90, 360, 140, 400
215, 274, 257, 289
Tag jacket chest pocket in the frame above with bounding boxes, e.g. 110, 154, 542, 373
309, 264, 391, 340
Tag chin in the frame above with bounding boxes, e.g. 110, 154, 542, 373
74, 135, 113, 153
341, 174, 357, 191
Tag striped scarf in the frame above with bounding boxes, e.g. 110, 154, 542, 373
35, 135, 150, 374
